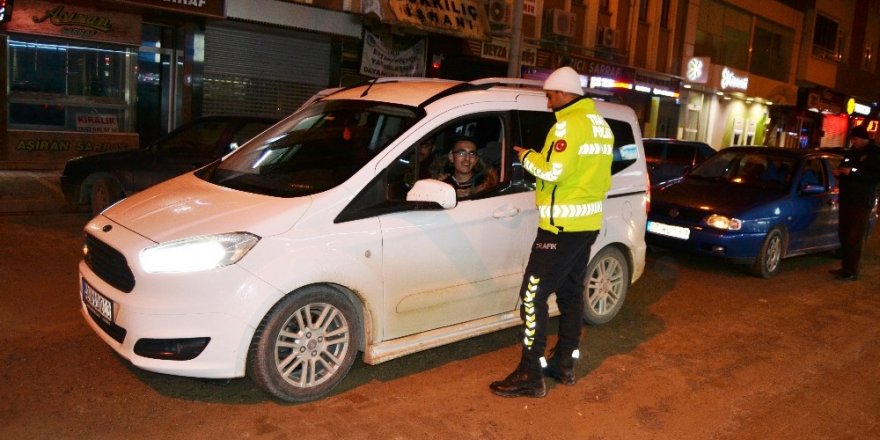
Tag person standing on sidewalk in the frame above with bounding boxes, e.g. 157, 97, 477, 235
830, 124, 880, 281
489, 67, 614, 398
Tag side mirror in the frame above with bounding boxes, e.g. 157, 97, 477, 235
407, 179, 457, 209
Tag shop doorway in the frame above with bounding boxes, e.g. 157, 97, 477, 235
137, 24, 183, 146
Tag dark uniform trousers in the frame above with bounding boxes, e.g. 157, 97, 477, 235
838, 200, 873, 276
519, 228, 599, 366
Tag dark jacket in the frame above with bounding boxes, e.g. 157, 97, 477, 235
839, 140, 880, 208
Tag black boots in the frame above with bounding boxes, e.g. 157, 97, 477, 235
544, 353, 576, 385
489, 361, 547, 398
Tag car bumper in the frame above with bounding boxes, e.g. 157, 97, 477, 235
79, 250, 284, 379
646, 221, 765, 263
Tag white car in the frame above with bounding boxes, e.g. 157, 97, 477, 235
79, 77, 649, 402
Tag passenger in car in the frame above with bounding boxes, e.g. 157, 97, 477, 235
433, 137, 498, 198
404, 137, 439, 187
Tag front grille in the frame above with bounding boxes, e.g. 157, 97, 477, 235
651, 204, 707, 224
85, 234, 135, 293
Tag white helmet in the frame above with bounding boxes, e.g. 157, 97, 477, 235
543, 66, 584, 96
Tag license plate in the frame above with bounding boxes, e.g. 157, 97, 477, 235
82, 279, 113, 322
647, 220, 691, 240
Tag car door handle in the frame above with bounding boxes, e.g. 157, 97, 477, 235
493, 207, 521, 218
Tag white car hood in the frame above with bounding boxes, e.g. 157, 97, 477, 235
103, 173, 311, 243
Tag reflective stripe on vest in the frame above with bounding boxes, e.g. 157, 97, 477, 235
537, 201, 603, 219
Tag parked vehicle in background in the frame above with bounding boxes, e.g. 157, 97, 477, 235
77, 77, 650, 403
60, 116, 279, 215
647, 147, 856, 278
643, 138, 716, 187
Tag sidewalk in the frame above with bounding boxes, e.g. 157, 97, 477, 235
0, 170, 70, 214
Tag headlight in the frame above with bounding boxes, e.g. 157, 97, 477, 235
705, 214, 742, 231
140, 232, 260, 273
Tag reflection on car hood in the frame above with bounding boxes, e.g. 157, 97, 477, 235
653, 177, 784, 216
102, 173, 311, 243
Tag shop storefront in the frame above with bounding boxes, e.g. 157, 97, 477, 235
2, 0, 144, 168
678, 57, 797, 149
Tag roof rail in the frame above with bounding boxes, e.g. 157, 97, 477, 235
468, 77, 544, 89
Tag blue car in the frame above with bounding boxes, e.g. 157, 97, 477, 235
647, 146, 847, 278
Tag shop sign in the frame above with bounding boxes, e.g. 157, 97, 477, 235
480, 39, 536, 66
6, 130, 139, 166
847, 98, 871, 116
389, 0, 489, 40
684, 57, 709, 84
360, 30, 426, 77
557, 54, 633, 82
720, 67, 748, 91
5, 0, 141, 45
523, 0, 536, 16
76, 114, 119, 133
114, 0, 225, 18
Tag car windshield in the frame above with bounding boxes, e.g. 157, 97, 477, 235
197, 100, 422, 197
688, 150, 796, 191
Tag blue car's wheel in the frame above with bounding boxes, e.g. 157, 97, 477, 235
751, 227, 785, 278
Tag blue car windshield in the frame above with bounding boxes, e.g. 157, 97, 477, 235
197, 100, 422, 197
689, 150, 796, 191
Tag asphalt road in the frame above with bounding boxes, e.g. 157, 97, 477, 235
1, 212, 878, 439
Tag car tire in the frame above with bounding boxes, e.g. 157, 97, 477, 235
751, 227, 785, 278
248, 286, 360, 403
90, 177, 123, 216
583, 246, 630, 325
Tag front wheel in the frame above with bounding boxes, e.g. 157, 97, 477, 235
583, 246, 630, 325
751, 227, 786, 278
248, 286, 360, 403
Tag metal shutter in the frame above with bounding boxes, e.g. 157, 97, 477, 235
204, 21, 331, 117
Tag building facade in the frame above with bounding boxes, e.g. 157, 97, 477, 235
3, 0, 878, 169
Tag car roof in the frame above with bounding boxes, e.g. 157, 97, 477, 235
316, 77, 618, 110
719, 146, 839, 158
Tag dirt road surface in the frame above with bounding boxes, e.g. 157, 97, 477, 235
1, 213, 878, 439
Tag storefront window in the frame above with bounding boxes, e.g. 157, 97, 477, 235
7, 35, 134, 132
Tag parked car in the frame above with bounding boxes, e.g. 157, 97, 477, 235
60, 115, 279, 215
77, 77, 650, 402
643, 138, 716, 186
647, 146, 850, 278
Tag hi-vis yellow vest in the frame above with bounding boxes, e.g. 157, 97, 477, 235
519, 97, 614, 233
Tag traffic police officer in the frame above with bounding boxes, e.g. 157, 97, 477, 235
490, 66, 614, 397
830, 124, 880, 281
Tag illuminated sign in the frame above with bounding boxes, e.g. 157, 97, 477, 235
685, 57, 709, 83
720, 67, 748, 90
847, 98, 872, 116
590, 76, 632, 89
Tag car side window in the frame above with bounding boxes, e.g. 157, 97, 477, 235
160, 120, 227, 157
665, 144, 696, 166
336, 114, 506, 223
799, 159, 826, 190
643, 142, 664, 164
514, 111, 638, 178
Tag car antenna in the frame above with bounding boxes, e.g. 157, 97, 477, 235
360, 77, 379, 97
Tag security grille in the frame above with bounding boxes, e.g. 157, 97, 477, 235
204, 21, 331, 117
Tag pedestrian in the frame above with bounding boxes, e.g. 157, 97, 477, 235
830, 124, 880, 281
490, 66, 614, 397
